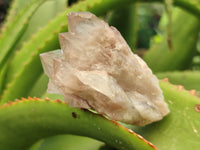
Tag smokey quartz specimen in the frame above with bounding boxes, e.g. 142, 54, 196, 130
40, 12, 169, 126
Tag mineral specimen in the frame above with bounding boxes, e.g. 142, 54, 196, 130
40, 12, 169, 126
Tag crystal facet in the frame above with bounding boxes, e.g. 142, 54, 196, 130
40, 12, 169, 126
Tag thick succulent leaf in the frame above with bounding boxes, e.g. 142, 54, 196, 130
1, 0, 67, 34
0, 0, 33, 34
132, 80, 200, 150
143, 8, 200, 72
0, 64, 8, 95
29, 135, 103, 150
28, 73, 49, 98
0, 98, 157, 150
0, 0, 67, 95
13, 0, 67, 51
176, 0, 200, 18
0, 0, 46, 69
156, 71, 200, 92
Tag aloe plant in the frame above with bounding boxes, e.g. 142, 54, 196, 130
0, 97, 158, 150
156, 71, 200, 96
0, 81, 200, 150
0, 0, 200, 150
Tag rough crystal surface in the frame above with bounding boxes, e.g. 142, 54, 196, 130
40, 12, 169, 126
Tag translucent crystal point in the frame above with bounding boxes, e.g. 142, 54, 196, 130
40, 12, 169, 126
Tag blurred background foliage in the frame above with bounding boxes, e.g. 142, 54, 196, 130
0, 0, 200, 150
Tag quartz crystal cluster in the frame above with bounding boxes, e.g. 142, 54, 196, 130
40, 12, 169, 126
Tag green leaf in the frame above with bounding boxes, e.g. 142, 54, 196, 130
0, 64, 8, 95
0, 0, 46, 70
143, 8, 200, 72
13, 0, 67, 51
29, 135, 103, 150
156, 71, 200, 92
0, 0, 33, 34
0, 0, 67, 95
0, 98, 157, 150
27, 73, 49, 98
132, 80, 200, 150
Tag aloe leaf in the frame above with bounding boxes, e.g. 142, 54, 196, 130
28, 74, 63, 100
0, 0, 32, 34
13, 0, 67, 51
27, 73, 49, 98
0, 98, 157, 150
9, 0, 67, 83
156, 71, 200, 92
1, 0, 67, 35
173, 0, 200, 18
143, 8, 200, 72
0, 0, 46, 70
42, 93, 64, 101
0, 0, 67, 95
29, 135, 103, 150
132, 80, 200, 150
0, 65, 8, 95
0, 64, 8, 95
4, 0, 67, 84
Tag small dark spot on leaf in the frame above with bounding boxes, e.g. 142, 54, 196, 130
195, 104, 200, 112
72, 112, 77, 118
